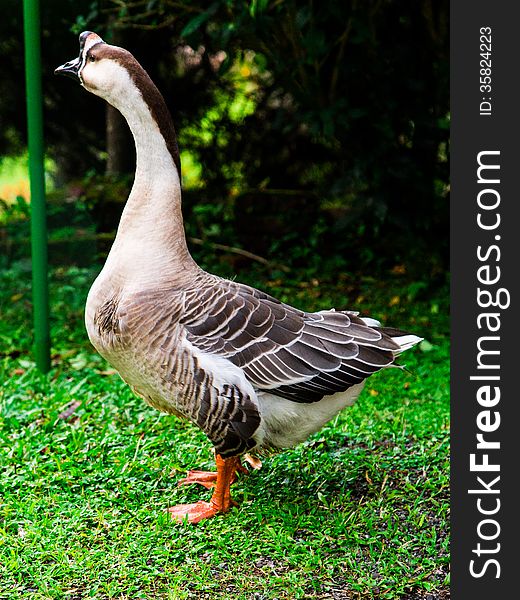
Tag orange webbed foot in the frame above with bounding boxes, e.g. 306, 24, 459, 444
167, 500, 222, 524
168, 454, 243, 523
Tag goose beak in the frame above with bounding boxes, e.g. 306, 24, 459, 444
55, 32, 105, 82
54, 57, 81, 80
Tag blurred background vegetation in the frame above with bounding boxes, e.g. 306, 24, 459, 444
1, 0, 448, 281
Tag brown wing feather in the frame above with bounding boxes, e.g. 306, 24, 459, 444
182, 278, 402, 403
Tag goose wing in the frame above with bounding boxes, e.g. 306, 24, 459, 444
182, 279, 404, 403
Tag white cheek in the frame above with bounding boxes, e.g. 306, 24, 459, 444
81, 61, 134, 105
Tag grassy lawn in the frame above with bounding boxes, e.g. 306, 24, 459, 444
0, 262, 449, 599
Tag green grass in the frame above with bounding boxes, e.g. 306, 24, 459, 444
0, 263, 449, 599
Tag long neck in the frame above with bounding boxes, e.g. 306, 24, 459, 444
105, 80, 198, 284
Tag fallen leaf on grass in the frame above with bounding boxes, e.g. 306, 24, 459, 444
58, 400, 82, 421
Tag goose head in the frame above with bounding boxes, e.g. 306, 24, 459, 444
54, 31, 146, 109
55, 31, 182, 179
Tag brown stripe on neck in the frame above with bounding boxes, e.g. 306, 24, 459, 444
92, 44, 181, 178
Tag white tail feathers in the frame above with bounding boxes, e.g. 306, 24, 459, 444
360, 316, 382, 328
392, 334, 424, 354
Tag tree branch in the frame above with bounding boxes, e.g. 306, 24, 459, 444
188, 237, 290, 272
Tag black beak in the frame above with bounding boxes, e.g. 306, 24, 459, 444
54, 57, 81, 81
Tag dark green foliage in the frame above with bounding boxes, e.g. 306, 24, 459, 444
0, 0, 449, 271
0, 1, 108, 176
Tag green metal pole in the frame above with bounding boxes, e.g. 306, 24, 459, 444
23, 0, 50, 373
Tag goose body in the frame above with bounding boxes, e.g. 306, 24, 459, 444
56, 32, 422, 522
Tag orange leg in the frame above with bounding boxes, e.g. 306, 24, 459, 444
168, 454, 242, 523
177, 456, 249, 490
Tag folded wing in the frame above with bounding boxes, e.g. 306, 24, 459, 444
182, 279, 411, 403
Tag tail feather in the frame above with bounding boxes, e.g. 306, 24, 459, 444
372, 325, 423, 355
390, 333, 423, 355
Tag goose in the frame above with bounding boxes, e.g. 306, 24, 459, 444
55, 31, 423, 524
